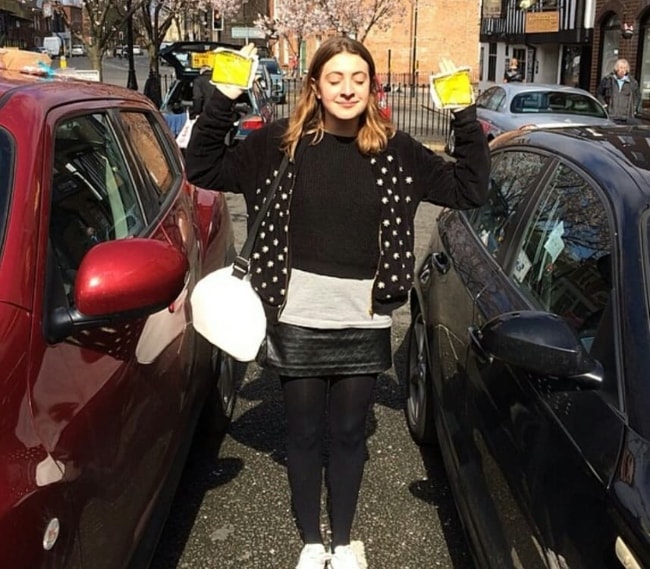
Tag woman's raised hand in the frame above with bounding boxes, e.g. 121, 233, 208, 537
429, 58, 475, 110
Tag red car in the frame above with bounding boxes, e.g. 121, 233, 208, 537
375, 77, 392, 120
0, 67, 236, 567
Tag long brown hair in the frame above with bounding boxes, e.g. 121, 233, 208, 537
281, 36, 395, 159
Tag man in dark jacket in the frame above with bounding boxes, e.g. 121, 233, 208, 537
191, 66, 215, 118
596, 58, 641, 123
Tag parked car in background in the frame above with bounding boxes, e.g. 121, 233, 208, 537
406, 123, 650, 568
159, 41, 172, 65
477, 83, 612, 139
255, 62, 273, 101
447, 83, 613, 155
0, 64, 237, 568
159, 41, 275, 143
375, 77, 391, 120
131, 44, 143, 56
259, 57, 286, 103
70, 44, 86, 57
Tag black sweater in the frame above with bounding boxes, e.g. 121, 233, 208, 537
185, 91, 490, 318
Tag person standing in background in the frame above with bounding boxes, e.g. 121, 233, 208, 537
596, 58, 641, 123
289, 54, 299, 78
504, 57, 523, 83
191, 66, 214, 118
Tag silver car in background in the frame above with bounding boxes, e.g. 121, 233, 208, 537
477, 83, 613, 140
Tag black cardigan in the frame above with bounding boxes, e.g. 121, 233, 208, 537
185, 91, 490, 319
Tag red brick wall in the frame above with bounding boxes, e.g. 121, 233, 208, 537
590, 0, 643, 93
365, 0, 481, 81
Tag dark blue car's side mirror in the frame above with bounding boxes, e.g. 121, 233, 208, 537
470, 310, 604, 390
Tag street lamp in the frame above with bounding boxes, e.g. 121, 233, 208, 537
410, 0, 419, 93
125, 0, 138, 90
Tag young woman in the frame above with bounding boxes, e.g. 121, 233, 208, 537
186, 37, 489, 569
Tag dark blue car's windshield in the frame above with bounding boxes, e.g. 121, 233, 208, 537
0, 128, 13, 251
510, 91, 608, 118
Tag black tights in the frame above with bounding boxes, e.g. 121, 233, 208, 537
281, 374, 376, 548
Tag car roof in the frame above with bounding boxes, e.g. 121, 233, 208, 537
490, 83, 596, 96
492, 124, 650, 204
0, 70, 153, 112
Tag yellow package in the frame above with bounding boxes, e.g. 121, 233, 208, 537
210, 49, 258, 90
0, 48, 51, 73
430, 68, 474, 109
191, 52, 213, 70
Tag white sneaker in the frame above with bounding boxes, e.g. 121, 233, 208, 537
296, 543, 330, 569
329, 545, 361, 569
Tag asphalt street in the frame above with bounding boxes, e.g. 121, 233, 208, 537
66, 56, 473, 568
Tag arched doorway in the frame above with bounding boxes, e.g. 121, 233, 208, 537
600, 14, 621, 79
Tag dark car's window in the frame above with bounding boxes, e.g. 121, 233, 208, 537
121, 112, 176, 198
510, 91, 607, 118
50, 113, 146, 293
470, 150, 547, 258
0, 129, 13, 253
512, 163, 613, 356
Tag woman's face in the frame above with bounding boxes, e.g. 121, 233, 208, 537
312, 52, 371, 135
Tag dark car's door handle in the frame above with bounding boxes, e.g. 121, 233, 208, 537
468, 326, 491, 363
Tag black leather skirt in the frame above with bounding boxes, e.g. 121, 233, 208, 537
257, 322, 392, 377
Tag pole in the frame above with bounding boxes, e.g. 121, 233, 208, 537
126, 0, 138, 90
411, 0, 418, 94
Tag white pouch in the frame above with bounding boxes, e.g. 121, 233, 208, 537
190, 265, 266, 362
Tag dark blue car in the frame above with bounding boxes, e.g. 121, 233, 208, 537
407, 124, 650, 568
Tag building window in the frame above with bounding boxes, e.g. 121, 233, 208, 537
600, 14, 621, 79
488, 42, 497, 82
561, 46, 581, 86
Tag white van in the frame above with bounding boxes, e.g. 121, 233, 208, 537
43, 36, 63, 58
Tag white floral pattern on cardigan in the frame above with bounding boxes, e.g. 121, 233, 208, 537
248, 150, 416, 318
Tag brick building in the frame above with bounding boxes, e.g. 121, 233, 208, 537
264, 0, 481, 85
591, 0, 650, 115
365, 0, 482, 82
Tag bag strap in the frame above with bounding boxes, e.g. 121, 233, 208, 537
232, 154, 290, 279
